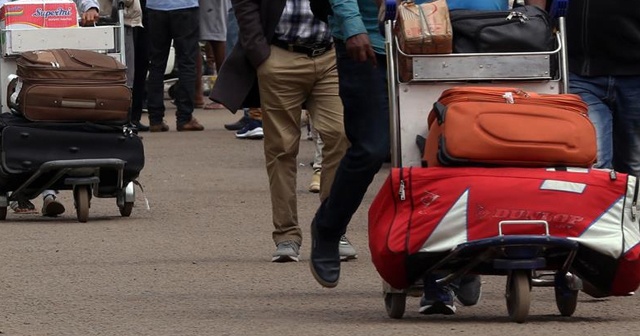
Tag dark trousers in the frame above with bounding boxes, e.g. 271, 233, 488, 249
313, 40, 390, 239
131, 24, 148, 122
146, 7, 200, 125
130, 0, 147, 123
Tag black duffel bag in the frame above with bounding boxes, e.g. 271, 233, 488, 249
449, 5, 555, 53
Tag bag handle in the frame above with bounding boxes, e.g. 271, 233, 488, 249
60, 99, 97, 109
432, 101, 446, 125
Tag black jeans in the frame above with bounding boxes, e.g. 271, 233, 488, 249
146, 7, 200, 125
131, 24, 148, 123
313, 40, 390, 239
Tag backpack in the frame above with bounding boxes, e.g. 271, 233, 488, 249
309, 0, 332, 23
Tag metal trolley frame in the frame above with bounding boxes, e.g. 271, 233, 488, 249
0, 2, 136, 223
380, 12, 583, 322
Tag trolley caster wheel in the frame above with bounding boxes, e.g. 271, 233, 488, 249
555, 274, 579, 317
384, 293, 406, 319
74, 185, 91, 223
506, 270, 531, 323
0, 206, 6, 220
118, 181, 136, 217
119, 202, 134, 217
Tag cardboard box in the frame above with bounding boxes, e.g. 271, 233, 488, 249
1, 0, 78, 29
396, 0, 452, 81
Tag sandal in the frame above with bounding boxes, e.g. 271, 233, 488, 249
10, 199, 38, 214
203, 102, 224, 110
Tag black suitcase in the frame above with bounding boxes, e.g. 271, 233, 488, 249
0, 114, 144, 196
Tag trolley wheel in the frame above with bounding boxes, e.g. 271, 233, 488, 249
384, 293, 407, 319
119, 202, 133, 217
74, 185, 91, 223
506, 270, 531, 323
555, 286, 578, 317
0, 206, 6, 220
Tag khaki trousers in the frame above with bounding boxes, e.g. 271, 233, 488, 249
256, 46, 348, 246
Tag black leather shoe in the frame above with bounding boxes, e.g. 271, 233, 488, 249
131, 120, 150, 132
310, 219, 341, 288
224, 115, 250, 131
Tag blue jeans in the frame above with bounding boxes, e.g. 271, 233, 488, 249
313, 40, 390, 239
569, 73, 640, 177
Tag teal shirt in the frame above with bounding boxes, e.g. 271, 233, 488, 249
328, 0, 385, 55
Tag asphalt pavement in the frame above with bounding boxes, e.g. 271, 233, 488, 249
0, 106, 638, 336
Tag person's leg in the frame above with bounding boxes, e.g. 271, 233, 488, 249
569, 73, 613, 169
226, 6, 238, 56
204, 42, 216, 75
195, 45, 205, 108
308, 130, 323, 193
10, 196, 37, 214
304, 52, 347, 203
202, 0, 228, 71
419, 273, 456, 315
124, 26, 135, 88
310, 42, 389, 287
611, 75, 640, 177
169, 7, 201, 128
42, 190, 65, 217
145, 9, 172, 129
315, 44, 389, 237
209, 41, 226, 73
224, 108, 251, 131
256, 46, 314, 261
305, 51, 358, 261
131, 16, 149, 129
235, 107, 263, 139
202, 40, 226, 110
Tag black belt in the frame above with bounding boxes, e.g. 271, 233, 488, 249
272, 39, 333, 58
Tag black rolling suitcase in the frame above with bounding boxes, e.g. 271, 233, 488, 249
0, 113, 144, 202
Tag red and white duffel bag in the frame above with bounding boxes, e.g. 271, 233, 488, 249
368, 166, 640, 297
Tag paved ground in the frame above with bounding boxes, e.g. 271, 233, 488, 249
0, 107, 638, 336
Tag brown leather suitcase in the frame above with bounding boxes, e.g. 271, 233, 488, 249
11, 49, 131, 123
423, 87, 597, 167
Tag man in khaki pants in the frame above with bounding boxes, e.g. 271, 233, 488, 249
210, 0, 357, 262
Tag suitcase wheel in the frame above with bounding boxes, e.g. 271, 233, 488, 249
74, 185, 91, 223
506, 270, 531, 323
384, 293, 406, 319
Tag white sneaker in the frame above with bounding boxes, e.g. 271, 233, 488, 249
235, 119, 264, 139
339, 235, 358, 261
271, 241, 300, 262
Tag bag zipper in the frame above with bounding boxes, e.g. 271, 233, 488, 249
439, 90, 588, 114
450, 11, 513, 22
398, 167, 406, 201
632, 175, 639, 222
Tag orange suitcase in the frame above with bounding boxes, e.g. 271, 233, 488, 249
423, 87, 597, 168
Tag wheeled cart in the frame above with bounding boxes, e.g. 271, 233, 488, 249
380, 5, 583, 322
0, 2, 143, 222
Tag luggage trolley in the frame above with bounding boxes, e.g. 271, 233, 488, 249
0, 1, 138, 222
381, 0, 580, 323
